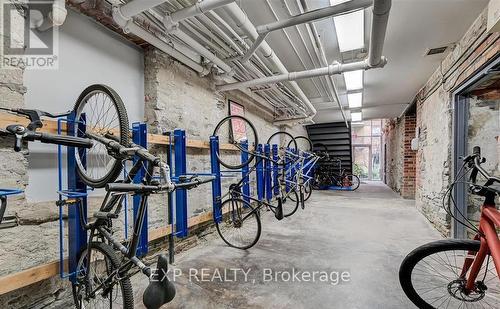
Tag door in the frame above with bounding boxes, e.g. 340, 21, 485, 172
353, 145, 371, 180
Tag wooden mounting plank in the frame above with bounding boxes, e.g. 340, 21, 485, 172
0, 113, 237, 150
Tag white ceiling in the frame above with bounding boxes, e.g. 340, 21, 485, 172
239, 0, 489, 123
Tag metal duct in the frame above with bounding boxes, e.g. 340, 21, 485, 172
368, 0, 392, 66
216, 58, 387, 91
224, 3, 317, 117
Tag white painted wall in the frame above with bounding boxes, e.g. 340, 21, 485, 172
24, 11, 144, 202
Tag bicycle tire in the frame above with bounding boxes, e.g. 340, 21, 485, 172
215, 198, 261, 249
272, 185, 299, 217
290, 135, 313, 153
345, 174, 360, 190
213, 115, 258, 170
72, 242, 134, 309
267, 131, 297, 166
73, 84, 130, 188
399, 239, 500, 309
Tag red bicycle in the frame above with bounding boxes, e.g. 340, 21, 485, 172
399, 146, 500, 308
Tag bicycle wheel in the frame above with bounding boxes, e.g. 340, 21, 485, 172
213, 115, 258, 169
399, 239, 500, 309
73, 84, 129, 188
216, 198, 261, 249
272, 185, 299, 217
267, 131, 297, 166
344, 174, 360, 190
72, 242, 134, 309
292, 136, 313, 153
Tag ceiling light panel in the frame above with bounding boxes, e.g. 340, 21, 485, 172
344, 70, 363, 91
331, 0, 365, 53
351, 112, 362, 122
348, 92, 363, 108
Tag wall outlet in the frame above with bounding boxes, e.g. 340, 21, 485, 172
411, 138, 419, 151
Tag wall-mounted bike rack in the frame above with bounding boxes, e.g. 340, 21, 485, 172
56, 114, 88, 282
209, 138, 289, 221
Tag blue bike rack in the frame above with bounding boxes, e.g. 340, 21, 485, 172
210, 136, 222, 223
256, 144, 264, 202
57, 113, 88, 282
173, 129, 188, 238
132, 122, 149, 257
241, 141, 250, 204
264, 144, 272, 202
272, 144, 279, 197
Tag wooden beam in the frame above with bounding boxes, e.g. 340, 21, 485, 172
0, 113, 237, 150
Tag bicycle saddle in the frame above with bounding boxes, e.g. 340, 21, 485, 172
143, 254, 176, 309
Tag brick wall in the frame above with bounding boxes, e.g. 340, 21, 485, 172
383, 114, 416, 199
401, 115, 416, 199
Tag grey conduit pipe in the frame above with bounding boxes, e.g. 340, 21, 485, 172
369, 0, 392, 66
216, 58, 387, 91
112, 7, 208, 75
224, 3, 317, 118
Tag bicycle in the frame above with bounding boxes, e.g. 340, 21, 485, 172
399, 146, 500, 308
312, 156, 360, 190
1, 85, 214, 309
212, 115, 298, 169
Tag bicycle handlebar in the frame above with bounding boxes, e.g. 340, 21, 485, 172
2, 125, 93, 151
464, 146, 500, 194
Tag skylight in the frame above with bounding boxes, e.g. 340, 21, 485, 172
331, 0, 365, 52
348, 92, 363, 108
344, 70, 363, 91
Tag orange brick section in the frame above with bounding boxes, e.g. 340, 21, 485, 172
402, 115, 416, 199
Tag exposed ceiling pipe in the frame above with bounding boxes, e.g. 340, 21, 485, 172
260, 0, 372, 33
168, 28, 233, 74
298, 0, 349, 127
224, 3, 316, 118
112, 7, 209, 75
242, 0, 371, 63
119, 0, 167, 19
114, 1, 234, 75
164, 0, 235, 28
159, 0, 236, 75
216, 57, 387, 91
369, 0, 392, 66
219, 0, 391, 101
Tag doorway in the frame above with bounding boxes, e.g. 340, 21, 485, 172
452, 56, 500, 239
352, 120, 382, 180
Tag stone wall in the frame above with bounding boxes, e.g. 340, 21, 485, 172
383, 118, 404, 193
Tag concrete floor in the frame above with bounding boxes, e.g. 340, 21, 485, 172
134, 182, 442, 308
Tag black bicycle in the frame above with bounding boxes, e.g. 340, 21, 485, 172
212, 115, 298, 169
1, 85, 214, 309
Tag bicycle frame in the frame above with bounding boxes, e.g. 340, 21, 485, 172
462, 194, 500, 292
